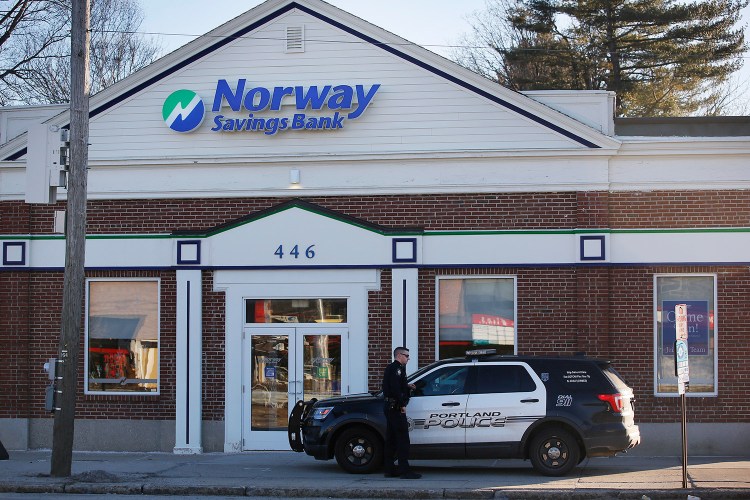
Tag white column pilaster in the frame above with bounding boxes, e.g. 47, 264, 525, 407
174, 270, 203, 454
391, 268, 419, 374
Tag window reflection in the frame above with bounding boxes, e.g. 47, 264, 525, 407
303, 334, 341, 400
438, 277, 515, 359
86, 280, 159, 393
655, 275, 717, 395
251, 335, 289, 431
245, 299, 347, 324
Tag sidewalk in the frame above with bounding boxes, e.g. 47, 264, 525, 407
1, 450, 749, 499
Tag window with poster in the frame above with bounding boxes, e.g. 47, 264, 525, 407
85, 279, 160, 394
436, 276, 516, 360
654, 274, 717, 396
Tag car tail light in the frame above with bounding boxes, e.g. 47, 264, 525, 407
597, 393, 624, 413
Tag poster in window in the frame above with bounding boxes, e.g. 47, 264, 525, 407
661, 300, 709, 355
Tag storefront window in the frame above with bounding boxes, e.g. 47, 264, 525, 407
245, 298, 347, 324
654, 274, 717, 396
436, 277, 516, 359
85, 279, 159, 394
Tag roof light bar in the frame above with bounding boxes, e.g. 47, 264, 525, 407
465, 349, 497, 357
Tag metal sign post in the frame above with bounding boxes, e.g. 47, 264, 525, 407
674, 303, 689, 489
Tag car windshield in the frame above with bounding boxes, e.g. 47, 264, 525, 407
407, 362, 446, 382
371, 360, 459, 395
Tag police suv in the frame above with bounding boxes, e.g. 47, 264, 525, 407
288, 350, 640, 476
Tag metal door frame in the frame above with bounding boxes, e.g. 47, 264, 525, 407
242, 324, 348, 450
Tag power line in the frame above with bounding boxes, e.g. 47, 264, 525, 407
99, 29, 750, 58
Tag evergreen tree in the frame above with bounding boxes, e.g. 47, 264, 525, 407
454, 0, 748, 116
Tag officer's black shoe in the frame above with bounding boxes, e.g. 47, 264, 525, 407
383, 471, 400, 478
400, 471, 422, 479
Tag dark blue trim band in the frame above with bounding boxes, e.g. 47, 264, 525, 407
186, 279, 191, 445
402, 279, 407, 347
4, 261, 745, 273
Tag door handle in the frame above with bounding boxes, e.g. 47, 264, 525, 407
521, 398, 539, 403
442, 402, 461, 407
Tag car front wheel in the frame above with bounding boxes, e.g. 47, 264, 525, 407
334, 426, 382, 474
529, 427, 580, 476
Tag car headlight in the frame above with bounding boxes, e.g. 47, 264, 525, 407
312, 406, 334, 420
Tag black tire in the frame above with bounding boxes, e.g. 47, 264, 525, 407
529, 427, 581, 476
333, 426, 382, 474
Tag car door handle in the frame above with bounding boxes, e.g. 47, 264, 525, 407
521, 398, 539, 403
442, 402, 461, 407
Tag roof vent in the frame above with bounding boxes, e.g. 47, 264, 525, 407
286, 25, 304, 53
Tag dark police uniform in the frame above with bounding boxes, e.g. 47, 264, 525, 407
382, 359, 412, 476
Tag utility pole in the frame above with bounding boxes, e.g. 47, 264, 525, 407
50, 0, 90, 477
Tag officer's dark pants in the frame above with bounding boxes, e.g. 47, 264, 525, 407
383, 405, 411, 474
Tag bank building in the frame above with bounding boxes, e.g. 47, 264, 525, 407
1, 0, 749, 455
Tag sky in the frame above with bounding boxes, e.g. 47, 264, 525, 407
140, 0, 486, 58
139, 0, 750, 114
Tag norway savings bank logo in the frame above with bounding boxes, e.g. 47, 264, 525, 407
161, 80, 380, 135
162, 89, 205, 132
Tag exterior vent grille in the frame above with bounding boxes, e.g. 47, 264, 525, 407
286, 25, 304, 53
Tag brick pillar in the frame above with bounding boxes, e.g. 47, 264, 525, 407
368, 268, 391, 392
575, 191, 611, 357
576, 191, 609, 228
575, 268, 611, 358
0, 272, 31, 434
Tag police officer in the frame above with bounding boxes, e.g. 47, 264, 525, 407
382, 346, 421, 479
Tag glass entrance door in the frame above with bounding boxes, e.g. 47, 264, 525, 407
243, 326, 346, 449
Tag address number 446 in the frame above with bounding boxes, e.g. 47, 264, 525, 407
274, 244, 316, 260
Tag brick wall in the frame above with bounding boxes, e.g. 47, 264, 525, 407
609, 191, 750, 228
4, 191, 750, 426
608, 265, 750, 423
8, 191, 750, 235
202, 271, 226, 421
417, 265, 750, 424
0, 272, 30, 419
0, 270, 178, 421
418, 267, 581, 361
10, 193, 581, 235
367, 269, 392, 391
78, 270, 177, 420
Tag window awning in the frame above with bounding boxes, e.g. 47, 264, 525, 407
89, 315, 151, 340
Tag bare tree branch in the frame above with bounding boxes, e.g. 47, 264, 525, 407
0, 0, 160, 105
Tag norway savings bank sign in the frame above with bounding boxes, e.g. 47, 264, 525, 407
162, 79, 381, 134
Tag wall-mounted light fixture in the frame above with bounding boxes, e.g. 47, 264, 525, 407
290, 169, 301, 184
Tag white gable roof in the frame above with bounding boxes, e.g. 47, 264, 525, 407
0, 0, 619, 164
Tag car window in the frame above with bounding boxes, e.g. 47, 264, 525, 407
600, 364, 631, 392
531, 361, 608, 391
413, 366, 469, 396
473, 364, 536, 394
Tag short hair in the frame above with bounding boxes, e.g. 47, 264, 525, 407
393, 346, 409, 357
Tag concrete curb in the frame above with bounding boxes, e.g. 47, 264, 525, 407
142, 484, 247, 496
2, 481, 750, 499
0, 483, 65, 494
65, 482, 144, 495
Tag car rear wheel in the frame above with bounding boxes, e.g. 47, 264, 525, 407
334, 427, 382, 474
529, 427, 580, 476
